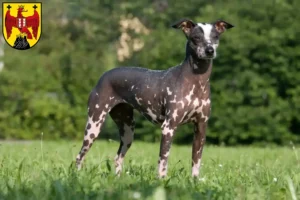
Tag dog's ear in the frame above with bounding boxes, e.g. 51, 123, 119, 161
214, 20, 234, 33
171, 19, 196, 37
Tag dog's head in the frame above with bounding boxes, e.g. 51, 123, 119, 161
172, 19, 234, 60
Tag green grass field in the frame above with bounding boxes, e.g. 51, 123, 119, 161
0, 140, 299, 200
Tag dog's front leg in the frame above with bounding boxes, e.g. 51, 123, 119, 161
192, 122, 207, 177
158, 119, 177, 178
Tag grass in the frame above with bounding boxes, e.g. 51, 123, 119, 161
0, 140, 299, 200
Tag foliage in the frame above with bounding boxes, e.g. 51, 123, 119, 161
0, 0, 299, 145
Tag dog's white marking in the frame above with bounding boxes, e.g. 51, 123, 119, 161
199, 81, 207, 93
164, 151, 170, 158
202, 99, 211, 107
197, 46, 205, 58
78, 114, 107, 166
212, 43, 219, 52
170, 95, 177, 103
162, 121, 174, 137
196, 146, 203, 155
105, 104, 109, 109
191, 117, 197, 122
195, 99, 211, 122
180, 111, 188, 123
131, 85, 135, 90
186, 108, 196, 120
185, 85, 195, 105
161, 119, 170, 128
192, 159, 201, 177
166, 87, 172, 95
86, 117, 100, 137
159, 119, 175, 178
135, 96, 142, 105
115, 155, 124, 175
99, 111, 107, 122
95, 104, 99, 108
148, 101, 151, 105
109, 96, 114, 100
193, 98, 199, 107
172, 109, 178, 121
147, 108, 157, 120
158, 158, 167, 178
197, 23, 213, 43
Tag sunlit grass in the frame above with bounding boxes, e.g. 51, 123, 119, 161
0, 140, 299, 199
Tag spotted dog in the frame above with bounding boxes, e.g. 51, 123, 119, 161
76, 19, 234, 178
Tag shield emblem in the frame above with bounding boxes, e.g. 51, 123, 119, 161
17, 18, 27, 28
2, 2, 42, 50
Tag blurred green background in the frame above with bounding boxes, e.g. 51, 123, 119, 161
0, 0, 299, 146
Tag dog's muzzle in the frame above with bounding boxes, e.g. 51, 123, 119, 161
205, 46, 214, 57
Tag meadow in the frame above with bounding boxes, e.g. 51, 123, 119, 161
0, 140, 299, 200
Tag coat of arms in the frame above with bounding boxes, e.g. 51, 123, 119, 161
2, 3, 41, 50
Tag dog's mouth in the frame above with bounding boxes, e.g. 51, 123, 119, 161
199, 55, 216, 60
204, 55, 215, 59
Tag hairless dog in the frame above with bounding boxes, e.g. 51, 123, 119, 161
76, 18, 234, 178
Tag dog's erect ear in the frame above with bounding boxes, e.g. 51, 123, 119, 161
214, 20, 234, 33
171, 19, 196, 37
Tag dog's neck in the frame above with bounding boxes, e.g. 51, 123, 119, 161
181, 53, 213, 81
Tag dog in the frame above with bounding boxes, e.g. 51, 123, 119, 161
75, 18, 234, 178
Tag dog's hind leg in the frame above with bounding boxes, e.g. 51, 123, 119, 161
75, 90, 115, 170
109, 103, 135, 176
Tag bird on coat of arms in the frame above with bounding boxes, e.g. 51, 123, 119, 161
4, 4, 40, 40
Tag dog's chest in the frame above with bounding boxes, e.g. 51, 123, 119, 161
167, 84, 211, 124
137, 83, 211, 124
178, 96, 211, 124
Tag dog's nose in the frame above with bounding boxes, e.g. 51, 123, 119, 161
205, 46, 214, 56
